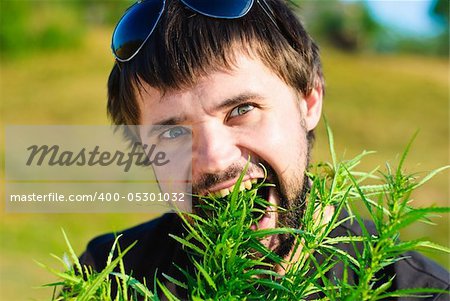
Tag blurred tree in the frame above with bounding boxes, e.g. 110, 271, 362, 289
431, 0, 449, 55
0, 1, 29, 56
71, 0, 133, 26
0, 1, 84, 58
289, 0, 382, 52
1, 0, 445, 58
432, 0, 449, 21
0, 0, 132, 59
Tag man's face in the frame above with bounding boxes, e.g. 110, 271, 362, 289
137, 52, 322, 256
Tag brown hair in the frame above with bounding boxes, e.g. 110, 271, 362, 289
107, 0, 323, 126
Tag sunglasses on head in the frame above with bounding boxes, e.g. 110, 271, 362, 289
112, 0, 278, 62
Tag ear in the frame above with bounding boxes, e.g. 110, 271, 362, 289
301, 82, 323, 131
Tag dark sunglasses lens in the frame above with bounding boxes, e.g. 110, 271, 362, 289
180, 0, 253, 18
112, 0, 165, 61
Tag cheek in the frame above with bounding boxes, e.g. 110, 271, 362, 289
153, 144, 192, 184
250, 116, 307, 171
143, 129, 193, 198
248, 118, 309, 203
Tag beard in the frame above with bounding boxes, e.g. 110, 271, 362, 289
272, 130, 314, 258
254, 161, 310, 259
191, 150, 311, 260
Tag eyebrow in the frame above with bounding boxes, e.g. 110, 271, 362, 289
214, 92, 264, 111
147, 92, 264, 137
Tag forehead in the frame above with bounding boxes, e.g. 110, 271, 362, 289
136, 53, 297, 125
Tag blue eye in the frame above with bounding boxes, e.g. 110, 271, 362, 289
160, 126, 190, 140
229, 104, 255, 118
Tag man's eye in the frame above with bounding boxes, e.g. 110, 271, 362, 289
160, 126, 190, 140
229, 104, 255, 118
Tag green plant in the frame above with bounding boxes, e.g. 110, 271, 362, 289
41, 126, 449, 300
37, 231, 156, 301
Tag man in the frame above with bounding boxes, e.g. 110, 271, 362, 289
80, 0, 449, 299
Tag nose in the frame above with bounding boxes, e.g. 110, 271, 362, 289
192, 122, 241, 177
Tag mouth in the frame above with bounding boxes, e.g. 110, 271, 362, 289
200, 177, 276, 231
250, 183, 275, 230
207, 178, 258, 198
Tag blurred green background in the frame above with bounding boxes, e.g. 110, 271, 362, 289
0, 0, 448, 300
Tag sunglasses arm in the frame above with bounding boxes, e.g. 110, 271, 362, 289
257, 0, 280, 31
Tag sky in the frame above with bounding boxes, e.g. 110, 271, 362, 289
363, 0, 444, 37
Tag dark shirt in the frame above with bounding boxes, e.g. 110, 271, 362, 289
79, 213, 450, 300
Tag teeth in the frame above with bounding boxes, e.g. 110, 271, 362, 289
244, 180, 252, 190
210, 179, 258, 198
219, 188, 230, 198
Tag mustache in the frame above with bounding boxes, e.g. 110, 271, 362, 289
192, 160, 274, 194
